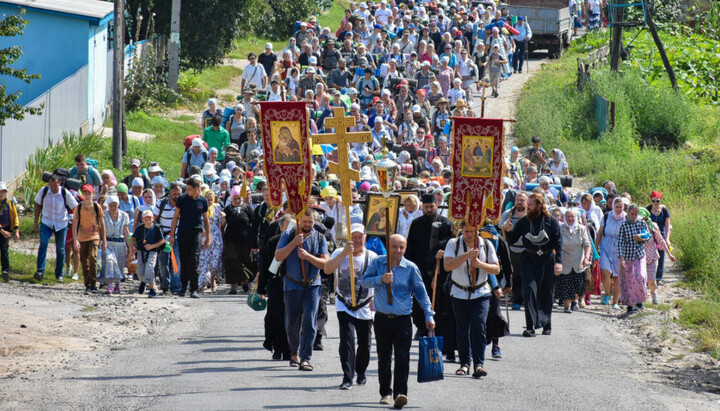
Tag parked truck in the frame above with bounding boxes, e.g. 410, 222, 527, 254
505, 0, 572, 59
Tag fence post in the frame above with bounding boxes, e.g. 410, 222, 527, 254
610, 101, 616, 132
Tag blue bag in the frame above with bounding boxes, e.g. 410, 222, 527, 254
365, 236, 387, 256
417, 330, 444, 383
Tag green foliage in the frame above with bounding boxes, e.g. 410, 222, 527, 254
6, 250, 61, 283
690, 0, 720, 41
20, 132, 105, 206
252, 0, 323, 40
677, 299, 720, 359
125, 40, 182, 112
178, 65, 242, 104
0, 9, 42, 126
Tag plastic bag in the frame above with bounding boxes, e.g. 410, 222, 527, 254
417, 330, 444, 383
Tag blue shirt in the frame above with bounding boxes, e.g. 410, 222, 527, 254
360, 255, 435, 322
277, 229, 329, 291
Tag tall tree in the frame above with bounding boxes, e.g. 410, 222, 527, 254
0, 9, 42, 126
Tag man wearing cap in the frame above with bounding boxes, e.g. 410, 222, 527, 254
320, 40, 342, 72
241, 52, 268, 92
512, 16, 532, 74
0, 181, 19, 282
33, 173, 79, 282
356, 67, 381, 108
361, 234, 434, 408
325, 224, 377, 390
181, 138, 209, 179
202, 117, 231, 162
258, 43, 278, 80
329, 58, 351, 91
415, 61, 434, 90
404, 192, 450, 338
298, 67, 325, 100
376, 0, 392, 25
72, 184, 107, 294
394, 28, 415, 54
121, 159, 151, 189
295, 22, 311, 50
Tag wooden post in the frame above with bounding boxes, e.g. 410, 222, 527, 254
431, 258, 440, 311
646, 6, 678, 92
479, 80, 489, 118
384, 200, 393, 305
112, 0, 125, 169
610, 101, 616, 131
296, 213, 307, 283
610, 0, 625, 72
167, 0, 181, 92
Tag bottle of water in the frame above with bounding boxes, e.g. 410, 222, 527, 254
164, 235, 172, 253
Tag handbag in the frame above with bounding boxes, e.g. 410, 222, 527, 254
247, 280, 267, 311
417, 329, 444, 383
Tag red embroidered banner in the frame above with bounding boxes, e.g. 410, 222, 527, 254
450, 117, 504, 227
260, 101, 312, 215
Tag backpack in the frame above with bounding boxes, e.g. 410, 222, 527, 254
76, 201, 101, 229
443, 236, 489, 295
40, 186, 72, 213
183, 149, 208, 176
277, 228, 319, 278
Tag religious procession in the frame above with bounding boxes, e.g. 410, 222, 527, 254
0, 1, 678, 409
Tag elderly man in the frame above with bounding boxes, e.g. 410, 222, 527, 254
321, 40, 342, 72
325, 224, 377, 390
275, 208, 329, 372
298, 67, 326, 100
329, 58, 351, 90
361, 234, 434, 409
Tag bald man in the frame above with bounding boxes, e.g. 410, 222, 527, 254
361, 234, 435, 409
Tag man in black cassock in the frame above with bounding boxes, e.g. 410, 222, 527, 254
405, 192, 450, 338
503, 193, 563, 337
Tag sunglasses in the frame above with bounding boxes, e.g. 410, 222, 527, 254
652, 199, 661, 203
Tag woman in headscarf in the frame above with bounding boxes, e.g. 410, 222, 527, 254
557, 208, 592, 313
151, 176, 168, 201
100, 170, 118, 197
617, 204, 651, 312
222, 185, 257, 294
596, 197, 627, 309
396, 194, 421, 238
546, 149, 569, 176
101, 195, 130, 294
638, 207, 676, 305
506, 146, 524, 184
437, 56, 454, 98
198, 189, 225, 293
133, 189, 156, 230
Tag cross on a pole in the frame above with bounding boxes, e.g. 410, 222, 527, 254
314, 107, 372, 208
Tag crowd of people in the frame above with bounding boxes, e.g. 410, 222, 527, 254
0, 1, 675, 409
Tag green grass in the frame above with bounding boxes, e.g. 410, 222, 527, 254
677, 299, 720, 359
5, 250, 70, 284
178, 65, 243, 105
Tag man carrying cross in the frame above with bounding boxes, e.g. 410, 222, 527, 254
324, 224, 377, 390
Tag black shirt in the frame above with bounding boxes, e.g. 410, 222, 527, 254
132, 223, 163, 252
223, 203, 256, 247
175, 193, 208, 233
258, 52, 278, 78
122, 174, 151, 190
505, 215, 563, 264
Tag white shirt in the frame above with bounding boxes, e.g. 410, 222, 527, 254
331, 248, 377, 320
267, 89, 283, 101
448, 87, 466, 105
375, 8, 392, 25
35, 186, 79, 230
444, 237, 498, 299
396, 208, 422, 238
241, 63, 267, 89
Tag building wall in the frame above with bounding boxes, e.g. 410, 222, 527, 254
0, 6, 89, 106
88, 22, 109, 131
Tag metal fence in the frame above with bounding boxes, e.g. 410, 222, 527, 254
0, 65, 89, 184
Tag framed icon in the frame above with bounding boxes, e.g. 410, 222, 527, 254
364, 193, 401, 237
270, 121, 303, 164
460, 135, 494, 178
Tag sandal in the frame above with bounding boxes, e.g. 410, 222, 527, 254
299, 361, 313, 371
472, 365, 487, 379
289, 356, 300, 367
455, 365, 470, 375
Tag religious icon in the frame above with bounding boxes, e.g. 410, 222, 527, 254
460, 135, 494, 178
271, 121, 303, 164
364, 193, 400, 237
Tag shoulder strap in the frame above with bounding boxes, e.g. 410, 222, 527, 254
93, 202, 101, 226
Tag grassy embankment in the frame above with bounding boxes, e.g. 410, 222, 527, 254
513, 29, 720, 357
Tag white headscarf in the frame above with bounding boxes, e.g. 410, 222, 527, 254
564, 207, 581, 234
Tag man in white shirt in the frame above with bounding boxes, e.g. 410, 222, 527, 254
324, 224, 377, 390
375, 0, 392, 25
240, 52, 268, 91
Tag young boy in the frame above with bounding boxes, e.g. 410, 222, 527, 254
0, 181, 20, 283
487, 44, 506, 98
527, 136, 548, 169
447, 78, 466, 106
130, 210, 165, 298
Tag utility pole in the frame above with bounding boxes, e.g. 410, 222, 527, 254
610, 0, 625, 71
112, 0, 125, 169
646, 2, 678, 92
168, 0, 181, 91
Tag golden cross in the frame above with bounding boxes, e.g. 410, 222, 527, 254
314, 107, 372, 207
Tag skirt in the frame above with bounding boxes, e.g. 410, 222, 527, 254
620, 257, 647, 306
555, 270, 584, 301
223, 241, 256, 285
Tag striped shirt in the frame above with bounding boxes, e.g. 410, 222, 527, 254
153, 198, 176, 236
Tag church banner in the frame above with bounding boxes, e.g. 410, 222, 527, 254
260, 101, 312, 215
449, 117, 504, 227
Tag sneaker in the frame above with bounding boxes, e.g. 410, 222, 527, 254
652, 292, 658, 305
190, 291, 200, 298
90, 286, 98, 293
105, 285, 113, 294
84, 287, 91, 295
636, 303, 644, 310
571, 302, 579, 311
71, 273, 79, 280
148, 289, 157, 298
612, 304, 621, 310
356, 375, 367, 386
564, 308, 572, 314
339, 381, 352, 390
34, 272, 43, 281
511, 303, 521, 310
394, 394, 408, 409
228, 289, 237, 295
601, 295, 611, 305
113, 284, 120, 294
56, 276, 64, 283
63, 266, 71, 278
491, 345, 502, 359
380, 395, 393, 405
2, 271, 9, 283
585, 297, 592, 306
138, 282, 146, 294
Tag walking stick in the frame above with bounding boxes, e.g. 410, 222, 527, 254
297, 214, 307, 283
431, 257, 440, 311
385, 200, 393, 305
501, 227, 510, 328
345, 205, 356, 307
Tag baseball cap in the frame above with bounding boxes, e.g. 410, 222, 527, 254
130, 158, 141, 167
265, 42, 273, 49
81, 184, 94, 194
350, 223, 365, 234
142, 209, 154, 219
0, 181, 7, 192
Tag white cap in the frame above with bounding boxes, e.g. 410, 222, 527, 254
191, 138, 203, 148
142, 209, 154, 219
306, 67, 316, 74
265, 42, 273, 49
350, 223, 365, 234
0, 181, 7, 191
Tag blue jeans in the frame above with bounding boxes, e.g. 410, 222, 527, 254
452, 296, 490, 367
37, 223, 67, 278
284, 285, 321, 361
159, 240, 181, 292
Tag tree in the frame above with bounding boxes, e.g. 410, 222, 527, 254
0, 9, 42, 126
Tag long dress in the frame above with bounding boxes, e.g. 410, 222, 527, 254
101, 211, 129, 282
199, 203, 224, 288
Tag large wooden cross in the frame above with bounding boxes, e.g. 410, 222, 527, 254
313, 107, 372, 307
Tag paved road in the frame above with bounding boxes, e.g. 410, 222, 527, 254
2, 289, 718, 410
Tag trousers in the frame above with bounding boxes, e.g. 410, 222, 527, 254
509, 249, 524, 304
178, 230, 202, 292
373, 313, 412, 398
521, 252, 556, 330
0, 231, 9, 273
159, 239, 181, 292
337, 311, 372, 384
79, 240, 99, 288
513, 39, 527, 72
451, 296, 490, 367
265, 276, 289, 355
284, 285, 321, 361
37, 223, 67, 278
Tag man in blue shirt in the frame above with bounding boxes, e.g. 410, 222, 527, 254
361, 234, 434, 409
275, 208, 329, 372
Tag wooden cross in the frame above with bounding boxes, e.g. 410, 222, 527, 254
313, 107, 372, 307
